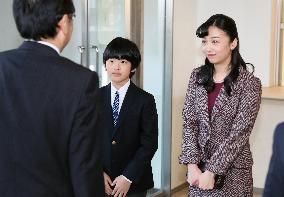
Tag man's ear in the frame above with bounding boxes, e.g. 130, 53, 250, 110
230, 38, 238, 50
57, 14, 69, 35
131, 68, 136, 73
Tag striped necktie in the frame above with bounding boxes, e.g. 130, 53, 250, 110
112, 91, 119, 126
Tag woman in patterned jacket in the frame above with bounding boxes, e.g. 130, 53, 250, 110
179, 14, 262, 197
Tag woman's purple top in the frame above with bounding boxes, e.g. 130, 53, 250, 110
208, 83, 223, 115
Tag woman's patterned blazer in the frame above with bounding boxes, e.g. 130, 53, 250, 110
179, 67, 262, 176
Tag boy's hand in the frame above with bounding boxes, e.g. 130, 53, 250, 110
103, 172, 113, 195
198, 170, 215, 190
111, 175, 131, 197
187, 164, 202, 186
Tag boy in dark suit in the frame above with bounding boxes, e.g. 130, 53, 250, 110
0, 0, 104, 196
263, 122, 284, 197
97, 37, 158, 197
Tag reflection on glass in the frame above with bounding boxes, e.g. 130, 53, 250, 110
143, 0, 165, 195
280, 30, 284, 86
61, 0, 83, 65
89, 0, 125, 87
282, 0, 284, 22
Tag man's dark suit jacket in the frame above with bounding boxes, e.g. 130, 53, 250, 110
96, 82, 158, 194
263, 122, 284, 197
0, 41, 104, 197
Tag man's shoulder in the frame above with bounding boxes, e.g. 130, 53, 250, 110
59, 56, 92, 74
0, 48, 18, 59
96, 84, 110, 97
99, 83, 110, 91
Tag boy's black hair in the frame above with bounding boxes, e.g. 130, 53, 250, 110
13, 0, 75, 41
103, 37, 141, 78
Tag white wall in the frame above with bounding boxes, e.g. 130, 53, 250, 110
172, 0, 197, 189
251, 99, 284, 188
172, 0, 274, 190
194, 0, 271, 86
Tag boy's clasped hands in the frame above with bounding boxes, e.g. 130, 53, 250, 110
104, 172, 131, 197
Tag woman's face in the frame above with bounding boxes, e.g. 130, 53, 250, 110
201, 26, 237, 67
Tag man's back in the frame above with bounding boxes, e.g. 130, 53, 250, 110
263, 122, 284, 197
0, 41, 104, 197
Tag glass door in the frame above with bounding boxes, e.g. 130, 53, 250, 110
143, 0, 171, 196
62, 0, 126, 87
61, 0, 86, 66
62, 0, 125, 87
88, 0, 126, 86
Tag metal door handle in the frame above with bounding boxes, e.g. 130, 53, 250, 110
90, 45, 99, 71
78, 46, 86, 53
77, 46, 86, 65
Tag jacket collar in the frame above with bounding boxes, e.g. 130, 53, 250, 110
195, 80, 231, 149
105, 81, 136, 138
19, 41, 60, 57
195, 67, 246, 149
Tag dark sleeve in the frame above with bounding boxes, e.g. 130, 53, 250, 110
69, 72, 104, 197
122, 94, 158, 184
263, 123, 284, 197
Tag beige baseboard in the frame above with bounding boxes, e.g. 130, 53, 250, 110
253, 187, 264, 195
171, 182, 188, 194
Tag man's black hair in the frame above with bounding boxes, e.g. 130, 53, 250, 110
13, 0, 75, 40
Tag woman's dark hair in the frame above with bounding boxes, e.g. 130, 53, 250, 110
103, 37, 141, 78
13, 0, 75, 40
196, 14, 253, 96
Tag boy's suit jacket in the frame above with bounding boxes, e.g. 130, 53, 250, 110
96, 81, 158, 194
263, 122, 284, 197
0, 41, 104, 197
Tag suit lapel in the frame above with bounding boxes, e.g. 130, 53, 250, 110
112, 82, 135, 138
102, 84, 115, 137
211, 68, 245, 123
210, 85, 229, 123
195, 84, 211, 150
210, 79, 241, 124
195, 74, 239, 151
19, 41, 60, 57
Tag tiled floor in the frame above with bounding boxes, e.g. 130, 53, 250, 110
172, 187, 262, 197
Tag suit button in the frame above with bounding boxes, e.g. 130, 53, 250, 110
112, 141, 117, 145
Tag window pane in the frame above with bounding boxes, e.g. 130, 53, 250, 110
282, 1, 284, 22
143, 0, 165, 193
279, 29, 284, 86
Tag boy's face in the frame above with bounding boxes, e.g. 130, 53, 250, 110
105, 58, 134, 89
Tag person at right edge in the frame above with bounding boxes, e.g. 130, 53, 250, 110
263, 122, 284, 197
179, 14, 262, 196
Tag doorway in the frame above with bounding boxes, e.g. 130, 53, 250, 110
0, 0, 173, 196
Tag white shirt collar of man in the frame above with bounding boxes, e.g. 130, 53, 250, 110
37, 41, 60, 54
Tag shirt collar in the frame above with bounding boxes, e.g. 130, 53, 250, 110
111, 80, 131, 95
36, 41, 61, 54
